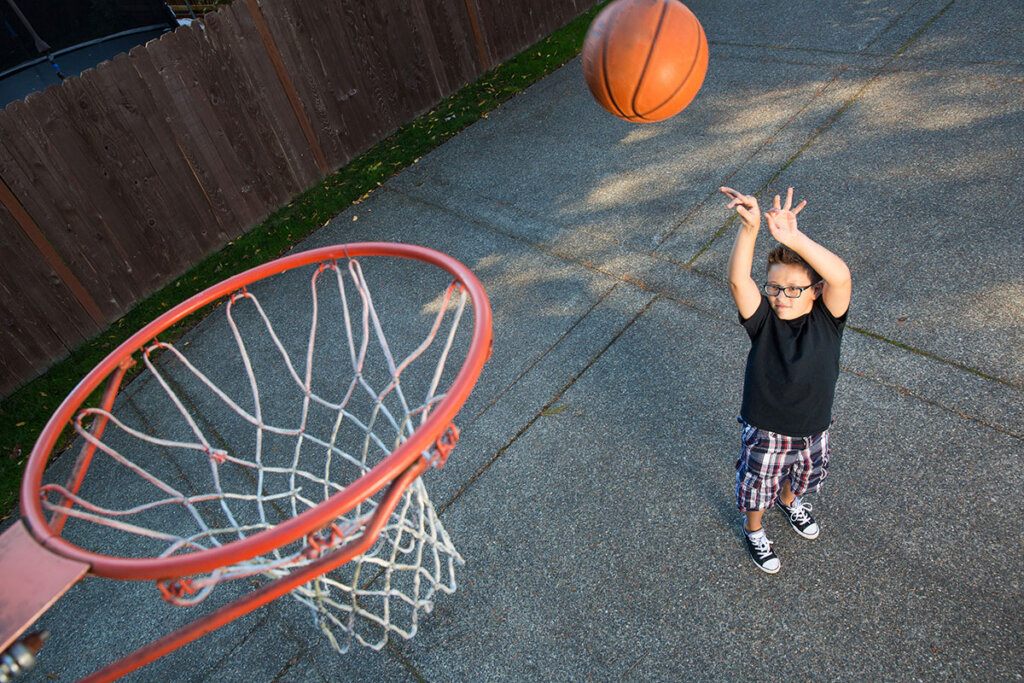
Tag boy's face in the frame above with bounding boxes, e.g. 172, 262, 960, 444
765, 263, 819, 320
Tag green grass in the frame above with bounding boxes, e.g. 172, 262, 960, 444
0, 2, 610, 518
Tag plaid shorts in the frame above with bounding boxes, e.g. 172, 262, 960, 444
735, 418, 831, 512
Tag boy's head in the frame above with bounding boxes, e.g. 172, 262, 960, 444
764, 246, 822, 320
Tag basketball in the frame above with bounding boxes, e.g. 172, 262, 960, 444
582, 0, 708, 123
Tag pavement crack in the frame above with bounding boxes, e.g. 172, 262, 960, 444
466, 281, 625, 427
847, 325, 1022, 391
199, 612, 274, 680
384, 640, 428, 682
841, 366, 1023, 441
437, 295, 660, 515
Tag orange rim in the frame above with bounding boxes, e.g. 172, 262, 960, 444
20, 242, 492, 580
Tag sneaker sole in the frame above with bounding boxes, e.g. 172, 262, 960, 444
791, 526, 819, 540
749, 554, 780, 574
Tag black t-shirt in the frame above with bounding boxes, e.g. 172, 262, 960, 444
740, 294, 847, 437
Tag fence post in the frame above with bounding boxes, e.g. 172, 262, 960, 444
461, 0, 492, 71
0, 176, 106, 326
244, 0, 330, 175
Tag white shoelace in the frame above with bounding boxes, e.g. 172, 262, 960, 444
749, 533, 774, 558
787, 501, 813, 525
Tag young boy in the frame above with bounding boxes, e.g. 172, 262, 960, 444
720, 186, 851, 574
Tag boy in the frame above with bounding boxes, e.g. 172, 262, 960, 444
720, 186, 851, 574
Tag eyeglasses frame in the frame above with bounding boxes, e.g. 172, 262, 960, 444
762, 282, 818, 299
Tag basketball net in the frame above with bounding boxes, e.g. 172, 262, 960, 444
40, 256, 468, 653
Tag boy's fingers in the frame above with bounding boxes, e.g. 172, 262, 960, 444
784, 187, 794, 209
728, 197, 757, 211
793, 200, 807, 214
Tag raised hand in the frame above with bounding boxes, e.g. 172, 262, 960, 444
720, 186, 761, 230
764, 187, 807, 245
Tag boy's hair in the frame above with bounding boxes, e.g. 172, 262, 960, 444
767, 245, 821, 283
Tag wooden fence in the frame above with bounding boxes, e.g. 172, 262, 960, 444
0, 0, 597, 397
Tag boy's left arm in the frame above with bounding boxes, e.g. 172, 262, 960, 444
765, 189, 851, 318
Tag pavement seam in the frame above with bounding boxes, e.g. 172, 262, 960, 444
682, 64, 855, 264
847, 325, 1022, 391
863, 0, 929, 52
385, 181, 709, 295
382, 640, 428, 683
649, 60, 853, 255
269, 649, 311, 683
842, 367, 1023, 441
465, 281, 626, 428
436, 294, 660, 516
889, 0, 957, 58
711, 50, 884, 73
197, 611, 275, 681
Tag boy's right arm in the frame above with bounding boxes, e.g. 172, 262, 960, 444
720, 187, 762, 319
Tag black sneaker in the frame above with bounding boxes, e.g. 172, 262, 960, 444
777, 497, 819, 539
743, 526, 780, 574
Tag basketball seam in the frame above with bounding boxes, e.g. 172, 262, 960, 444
601, 1, 630, 120
637, 6, 707, 121
632, 0, 670, 121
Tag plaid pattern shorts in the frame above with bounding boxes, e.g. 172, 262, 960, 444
735, 418, 831, 512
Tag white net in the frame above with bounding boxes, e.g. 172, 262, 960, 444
39, 256, 472, 653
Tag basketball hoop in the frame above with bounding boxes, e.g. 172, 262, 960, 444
0, 243, 492, 680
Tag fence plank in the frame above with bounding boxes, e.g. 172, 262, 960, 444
0, 176, 105, 326
0, 99, 134, 315
196, 11, 292, 216
129, 40, 237, 246
51, 73, 168, 294
0, 208, 100, 394
149, 25, 265, 232
416, 0, 482, 87
259, 0, 379, 169
75, 68, 187, 282
239, 0, 328, 177
98, 52, 213, 267
176, 19, 273, 229
371, 0, 446, 120
210, 4, 320, 196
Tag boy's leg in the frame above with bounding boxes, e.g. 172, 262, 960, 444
744, 509, 765, 533
736, 420, 785, 572
740, 509, 779, 573
775, 433, 827, 539
778, 480, 795, 507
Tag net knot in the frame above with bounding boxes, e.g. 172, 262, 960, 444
302, 523, 347, 560
207, 447, 228, 464
425, 423, 459, 469
229, 288, 252, 305
157, 577, 197, 602
316, 261, 340, 275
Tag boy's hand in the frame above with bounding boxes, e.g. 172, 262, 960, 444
720, 186, 760, 230
765, 187, 807, 245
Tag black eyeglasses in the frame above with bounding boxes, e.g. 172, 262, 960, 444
763, 283, 815, 298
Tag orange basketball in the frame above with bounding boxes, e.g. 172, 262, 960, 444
582, 0, 708, 123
